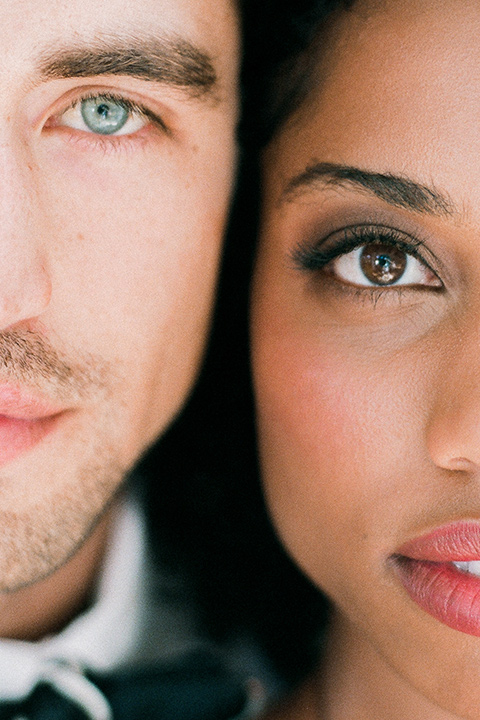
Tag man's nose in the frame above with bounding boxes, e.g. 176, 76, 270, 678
426, 325, 480, 473
0, 143, 51, 331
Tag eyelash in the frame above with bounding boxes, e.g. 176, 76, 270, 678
291, 224, 442, 298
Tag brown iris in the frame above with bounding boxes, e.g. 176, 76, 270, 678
360, 243, 407, 285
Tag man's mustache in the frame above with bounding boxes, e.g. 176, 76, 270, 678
0, 330, 106, 399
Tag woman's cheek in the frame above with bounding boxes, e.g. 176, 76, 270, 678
253, 319, 421, 585
255, 330, 360, 541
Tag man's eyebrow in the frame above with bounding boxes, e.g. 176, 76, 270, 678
282, 162, 456, 217
38, 33, 217, 99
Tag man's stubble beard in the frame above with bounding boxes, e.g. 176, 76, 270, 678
0, 328, 130, 592
0, 452, 126, 592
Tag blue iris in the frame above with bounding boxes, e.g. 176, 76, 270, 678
81, 97, 129, 135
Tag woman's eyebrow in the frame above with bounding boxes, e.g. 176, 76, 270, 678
37, 33, 218, 100
282, 162, 456, 217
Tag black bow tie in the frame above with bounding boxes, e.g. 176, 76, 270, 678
0, 651, 252, 720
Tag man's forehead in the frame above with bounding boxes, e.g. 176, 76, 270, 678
0, 0, 238, 95
12, 0, 234, 39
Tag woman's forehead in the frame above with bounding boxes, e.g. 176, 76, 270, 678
264, 0, 480, 219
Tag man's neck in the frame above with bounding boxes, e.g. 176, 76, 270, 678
0, 508, 113, 641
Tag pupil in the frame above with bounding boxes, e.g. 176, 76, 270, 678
97, 104, 110, 119
360, 243, 407, 285
377, 255, 391, 270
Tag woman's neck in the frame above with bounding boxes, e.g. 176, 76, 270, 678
315, 612, 469, 720
262, 609, 477, 720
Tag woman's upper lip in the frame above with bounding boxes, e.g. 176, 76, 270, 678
0, 383, 67, 420
397, 522, 480, 562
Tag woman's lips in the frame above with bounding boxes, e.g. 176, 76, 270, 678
0, 384, 67, 466
394, 523, 480, 637
397, 523, 480, 561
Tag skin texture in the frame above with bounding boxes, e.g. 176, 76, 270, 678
251, 1, 480, 718
0, 0, 239, 637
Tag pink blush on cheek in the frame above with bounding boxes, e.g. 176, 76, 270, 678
256, 336, 362, 461
254, 327, 390, 554
255, 339, 356, 521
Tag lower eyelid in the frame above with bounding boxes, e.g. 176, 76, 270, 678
59, 126, 152, 155
322, 274, 423, 309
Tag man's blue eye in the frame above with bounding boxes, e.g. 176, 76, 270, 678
56, 94, 149, 137
80, 97, 129, 135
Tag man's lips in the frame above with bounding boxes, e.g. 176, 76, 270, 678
0, 383, 68, 465
0, 383, 67, 419
394, 522, 480, 637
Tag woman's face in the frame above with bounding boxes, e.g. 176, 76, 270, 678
251, 1, 480, 717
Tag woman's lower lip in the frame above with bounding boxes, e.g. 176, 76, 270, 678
0, 413, 61, 466
395, 556, 480, 637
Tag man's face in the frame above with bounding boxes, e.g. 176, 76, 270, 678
0, 0, 239, 591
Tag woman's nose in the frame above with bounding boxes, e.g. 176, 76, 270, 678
0, 143, 52, 331
426, 328, 480, 473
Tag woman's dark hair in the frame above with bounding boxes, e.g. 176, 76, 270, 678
240, 0, 352, 147
140, 0, 349, 685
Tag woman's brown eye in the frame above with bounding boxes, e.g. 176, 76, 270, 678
328, 241, 440, 289
360, 243, 406, 285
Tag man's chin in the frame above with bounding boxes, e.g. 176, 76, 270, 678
0, 454, 125, 594
0, 503, 115, 640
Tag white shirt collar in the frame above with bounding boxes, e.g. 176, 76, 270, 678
0, 494, 146, 700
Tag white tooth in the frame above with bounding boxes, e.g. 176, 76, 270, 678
469, 561, 480, 577
453, 561, 480, 577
